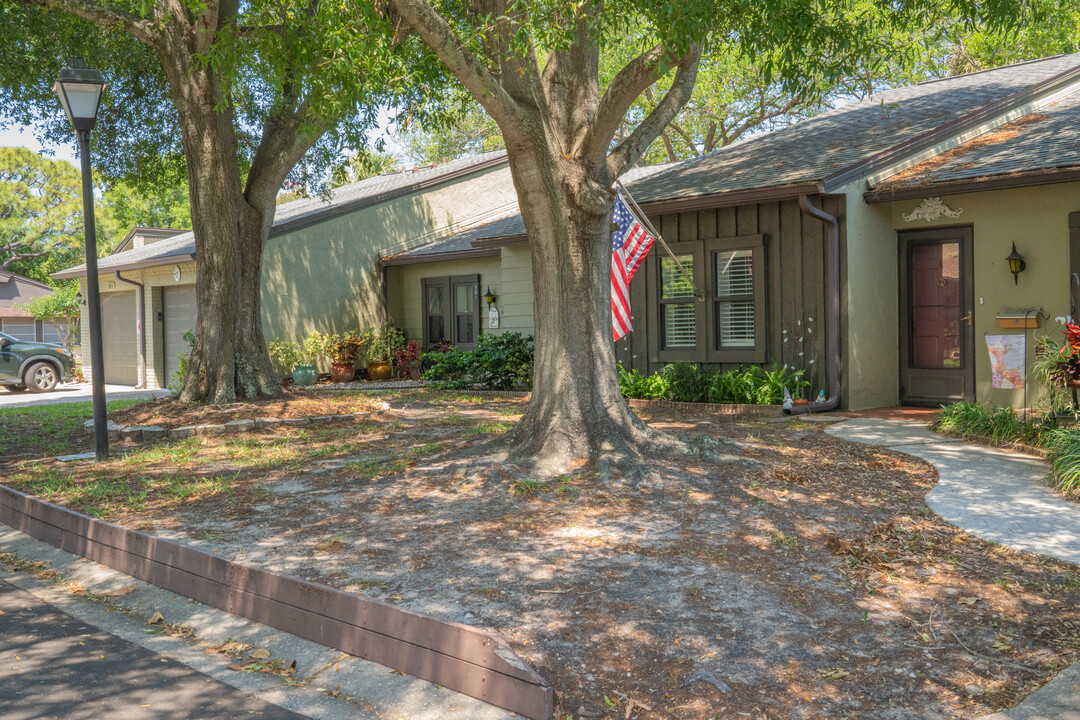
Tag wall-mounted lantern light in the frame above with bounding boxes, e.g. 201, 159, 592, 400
75, 291, 85, 306
1006, 242, 1026, 285
484, 287, 497, 308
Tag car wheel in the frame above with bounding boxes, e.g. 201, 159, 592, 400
25, 362, 59, 393
3, 385, 27, 393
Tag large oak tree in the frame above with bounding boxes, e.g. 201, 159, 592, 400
1, 0, 440, 403
387, 0, 1029, 471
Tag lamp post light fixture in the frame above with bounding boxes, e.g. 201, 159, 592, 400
1006, 242, 1026, 285
54, 57, 109, 460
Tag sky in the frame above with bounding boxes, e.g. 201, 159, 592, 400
0, 123, 79, 164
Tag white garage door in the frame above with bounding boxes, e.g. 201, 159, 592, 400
1, 318, 37, 342
100, 291, 138, 385
163, 285, 197, 382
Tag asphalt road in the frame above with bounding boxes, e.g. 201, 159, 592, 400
0, 578, 308, 720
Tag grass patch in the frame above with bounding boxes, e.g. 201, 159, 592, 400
509, 479, 545, 496
0, 399, 147, 456
470, 421, 513, 435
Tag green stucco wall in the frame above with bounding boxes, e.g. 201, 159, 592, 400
261, 165, 517, 342
888, 182, 1080, 409
837, 183, 900, 411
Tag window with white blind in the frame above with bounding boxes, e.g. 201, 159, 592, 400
714, 249, 755, 349
659, 254, 696, 349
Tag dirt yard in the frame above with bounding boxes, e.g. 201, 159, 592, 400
4, 390, 1080, 720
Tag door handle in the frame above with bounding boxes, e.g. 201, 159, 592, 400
960, 311, 973, 326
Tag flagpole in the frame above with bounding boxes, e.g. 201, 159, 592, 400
616, 179, 704, 300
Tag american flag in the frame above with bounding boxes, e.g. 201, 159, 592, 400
611, 192, 655, 341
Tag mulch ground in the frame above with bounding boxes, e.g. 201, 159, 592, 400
4, 391, 1080, 720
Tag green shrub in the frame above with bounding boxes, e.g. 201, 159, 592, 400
932, 400, 990, 436
1044, 430, 1080, 495
472, 332, 533, 390
987, 406, 1023, 444
268, 340, 304, 378
615, 363, 806, 405
617, 365, 670, 399
662, 362, 712, 403
422, 333, 533, 390
707, 364, 808, 405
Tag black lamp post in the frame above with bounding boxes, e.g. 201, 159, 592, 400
54, 57, 108, 459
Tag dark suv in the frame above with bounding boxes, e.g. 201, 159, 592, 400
0, 331, 75, 393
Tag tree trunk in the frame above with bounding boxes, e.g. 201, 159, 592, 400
500, 153, 667, 471
154, 41, 280, 405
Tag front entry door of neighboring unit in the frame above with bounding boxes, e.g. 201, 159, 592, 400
899, 226, 975, 406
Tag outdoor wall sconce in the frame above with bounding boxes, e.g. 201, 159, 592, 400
1006, 243, 1026, 284
484, 287, 497, 307
75, 291, 85, 306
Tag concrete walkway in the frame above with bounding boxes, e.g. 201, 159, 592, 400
826, 417, 1080, 566
826, 416, 1080, 720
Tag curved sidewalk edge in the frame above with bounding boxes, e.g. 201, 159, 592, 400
0, 484, 551, 720
826, 417, 1080, 720
826, 418, 1080, 566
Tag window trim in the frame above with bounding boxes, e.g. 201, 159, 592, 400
421, 274, 480, 350
646, 240, 705, 364
704, 234, 766, 364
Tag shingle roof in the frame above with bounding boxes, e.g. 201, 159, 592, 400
870, 87, 1080, 193
53, 150, 509, 279
384, 159, 677, 261
630, 53, 1080, 204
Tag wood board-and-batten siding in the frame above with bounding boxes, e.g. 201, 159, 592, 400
616, 196, 841, 393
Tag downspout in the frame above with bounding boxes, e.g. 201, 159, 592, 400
379, 263, 388, 324
114, 271, 146, 389
788, 195, 841, 415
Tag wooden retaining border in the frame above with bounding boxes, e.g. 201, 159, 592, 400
0, 484, 553, 720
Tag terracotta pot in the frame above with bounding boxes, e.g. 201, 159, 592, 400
292, 365, 317, 387
792, 398, 810, 405
330, 362, 356, 383
367, 360, 393, 381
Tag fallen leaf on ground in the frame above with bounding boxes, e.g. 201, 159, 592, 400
818, 668, 851, 680
957, 597, 980, 605
148, 611, 164, 624
249, 648, 271, 659
100, 584, 136, 597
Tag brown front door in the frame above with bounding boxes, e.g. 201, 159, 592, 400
899, 226, 975, 406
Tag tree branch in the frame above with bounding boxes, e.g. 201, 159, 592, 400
18, 0, 155, 43
575, 42, 672, 162
606, 44, 700, 178
1, 251, 48, 270
390, 0, 528, 138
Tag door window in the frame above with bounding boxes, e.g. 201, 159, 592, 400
910, 242, 961, 369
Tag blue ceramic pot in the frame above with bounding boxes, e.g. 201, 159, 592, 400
292, 365, 318, 386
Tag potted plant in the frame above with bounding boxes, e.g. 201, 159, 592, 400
1032, 322, 1080, 415
268, 340, 304, 384
394, 339, 422, 380
291, 330, 329, 387
328, 332, 365, 382
365, 324, 405, 381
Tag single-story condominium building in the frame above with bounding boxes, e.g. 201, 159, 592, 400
61, 53, 1080, 411
0, 269, 69, 345
54, 152, 519, 388
383, 53, 1080, 411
